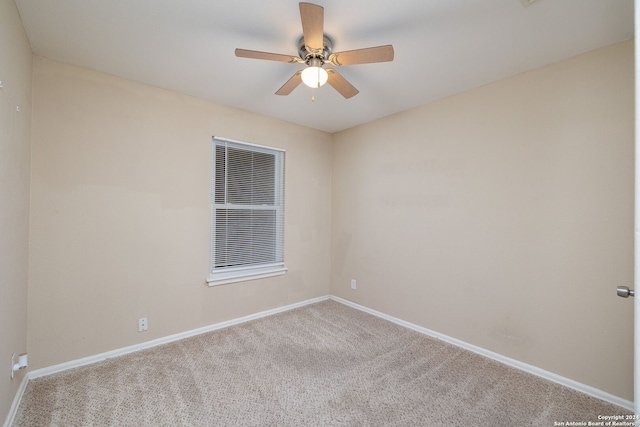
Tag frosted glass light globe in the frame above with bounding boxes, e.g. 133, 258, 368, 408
301, 66, 328, 88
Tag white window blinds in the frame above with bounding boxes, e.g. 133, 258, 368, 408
209, 137, 286, 286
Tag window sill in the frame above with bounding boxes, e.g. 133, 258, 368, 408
207, 265, 288, 287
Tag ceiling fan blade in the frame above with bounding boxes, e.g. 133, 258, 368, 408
326, 68, 359, 99
328, 45, 394, 66
299, 2, 324, 53
276, 71, 303, 96
235, 48, 303, 63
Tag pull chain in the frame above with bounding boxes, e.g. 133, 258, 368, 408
311, 67, 322, 102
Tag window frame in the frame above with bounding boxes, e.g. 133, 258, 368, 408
207, 136, 287, 286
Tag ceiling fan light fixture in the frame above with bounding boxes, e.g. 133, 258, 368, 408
235, 3, 394, 98
301, 65, 328, 88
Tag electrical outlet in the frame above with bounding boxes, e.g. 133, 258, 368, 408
351, 279, 357, 290
138, 317, 148, 332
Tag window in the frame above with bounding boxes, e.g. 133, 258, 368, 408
208, 137, 286, 286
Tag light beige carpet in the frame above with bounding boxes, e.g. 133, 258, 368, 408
13, 299, 630, 426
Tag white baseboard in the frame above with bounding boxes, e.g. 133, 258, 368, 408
29, 295, 330, 380
2, 373, 29, 427
330, 295, 634, 412
9, 293, 632, 424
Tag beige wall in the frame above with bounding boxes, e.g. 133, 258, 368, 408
20, 30, 636, 407
332, 40, 634, 400
0, 0, 32, 421
28, 57, 332, 370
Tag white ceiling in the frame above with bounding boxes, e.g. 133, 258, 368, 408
14, 0, 634, 133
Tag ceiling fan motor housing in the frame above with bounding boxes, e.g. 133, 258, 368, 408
298, 35, 333, 63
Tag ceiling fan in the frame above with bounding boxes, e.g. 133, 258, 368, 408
235, 2, 394, 99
